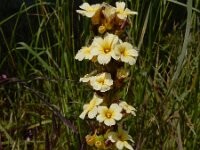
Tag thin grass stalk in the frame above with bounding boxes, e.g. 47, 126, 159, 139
171, 0, 192, 83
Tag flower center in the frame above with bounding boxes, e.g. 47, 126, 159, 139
88, 100, 96, 110
118, 133, 126, 141
105, 110, 112, 118
117, 9, 124, 14
120, 47, 126, 55
85, 48, 91, 54
97, 78, 105, 85
88, 7, 95, 12
104, 48, 111, 53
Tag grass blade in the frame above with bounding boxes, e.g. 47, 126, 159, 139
172, 0, 192, 82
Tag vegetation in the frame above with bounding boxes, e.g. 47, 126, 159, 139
0, 0, 199, 149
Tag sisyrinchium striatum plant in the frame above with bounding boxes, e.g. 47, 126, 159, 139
75, 2, 138, 150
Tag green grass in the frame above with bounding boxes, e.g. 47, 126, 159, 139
0, 0, 200, 149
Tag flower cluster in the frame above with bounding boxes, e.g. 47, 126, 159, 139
75, 33, 138, 65
76, 2, 138, 150
76, 2, 137, 35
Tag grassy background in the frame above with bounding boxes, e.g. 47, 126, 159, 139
0, 0, 200, 149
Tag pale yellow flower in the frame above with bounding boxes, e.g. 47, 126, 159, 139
76, 2, 101, 18
114, 42, 138, 65
101, 5, 116, 30
119, 101, 136, 116
91, 33, 119, 65
80, 74, 91, 83
115, 2, 138, 20
75, 46, 93, 61
116, 68, 130, 79
79, 70, 97, 83
102, 2, 116, 18
90, 72, 113, 92
97, 103, 122, 126
108, 128, 134, 150
79, 93, 103, 119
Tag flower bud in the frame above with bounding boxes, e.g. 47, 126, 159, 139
91, 56, 97, 62
117, 68, 129, 79
98, 25, 106, 34
85, 134, 96, 146
95, 135, 105, 149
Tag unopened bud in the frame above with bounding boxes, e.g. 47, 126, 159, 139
85, 134, 96, 146
117, 68, 129, 79
98, 25, 106, 34
95, 135, 105, 149
91, 56, 97, 62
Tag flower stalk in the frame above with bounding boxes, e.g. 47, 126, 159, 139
75, 2, 138, 149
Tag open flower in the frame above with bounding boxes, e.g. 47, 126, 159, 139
80, 74, 92, 83
76, 2, 101, 18
115, 2, 138, 20
119, 101, 136, 116
102, 2, 116, 19
97, 103, 122, 126
79, 70, 97, 83
90, 72, 113, 92
79, 93, 103, 119
114, 42, 138, 65
101, 3, 116, 29
91, 33, 119, 65
75, 46, 93, 61
108, 127, 134, 150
